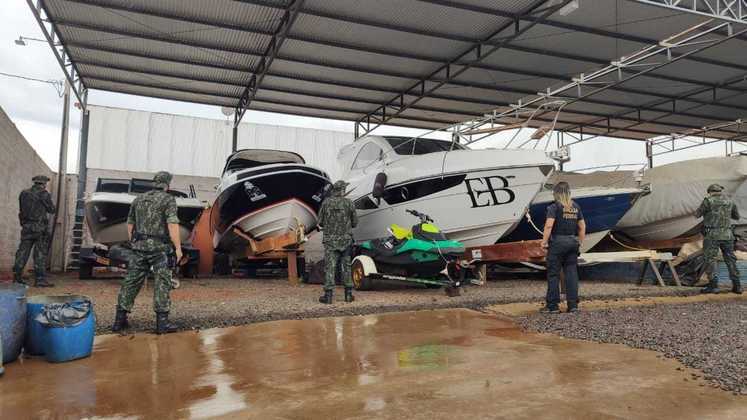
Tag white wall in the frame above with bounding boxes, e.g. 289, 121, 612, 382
86, 105, 353, 180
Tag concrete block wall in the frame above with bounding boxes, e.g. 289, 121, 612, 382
0, 107, 57, 277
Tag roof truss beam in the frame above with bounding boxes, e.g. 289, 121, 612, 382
235, 0, 304, 126
26, 0, 87, 108
459, 19, 746, 143
354, 0, 574, 138
631, 0, 747, 25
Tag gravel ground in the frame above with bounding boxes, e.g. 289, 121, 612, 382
517, 300, 747, 395
23, 274, 698, 335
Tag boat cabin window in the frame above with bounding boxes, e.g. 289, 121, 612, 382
352, 142, 384, 170
384, 136, 464, 155
95, 178, 188, 198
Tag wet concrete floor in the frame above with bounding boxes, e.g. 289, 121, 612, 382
0, 308, 744, 419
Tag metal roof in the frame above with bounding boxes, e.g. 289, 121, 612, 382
30, 0, 747, 142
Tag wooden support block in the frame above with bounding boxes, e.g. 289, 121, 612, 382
637, 260, 649, 285
287, 251, 299, 286
465, 240, 545, 263
649, 259, 666, 287
668, 260, 682, 286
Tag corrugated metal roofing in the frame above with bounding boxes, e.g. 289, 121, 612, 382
39, 0, 747, 141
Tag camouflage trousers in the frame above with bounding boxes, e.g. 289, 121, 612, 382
13, 234, 49, 280
703, 238, 740, 288
117, 249, 173, 313
324, 246, 352, 291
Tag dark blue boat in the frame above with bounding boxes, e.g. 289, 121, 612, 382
500, 187, 642, 251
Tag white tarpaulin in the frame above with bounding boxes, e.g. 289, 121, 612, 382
86, 106, 353, 180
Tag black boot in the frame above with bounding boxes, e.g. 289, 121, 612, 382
155, 312, 177, 335
13, 272, 27, 286
112, 309, 129, 333
34, 278, 54, 288
733, 280, 743, 295
318, 289, 333, 304
344, 287, 355, 303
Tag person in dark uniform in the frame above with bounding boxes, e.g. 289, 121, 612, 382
13, 175, 56, 287
541, 182, 586, 313
317, 180, 358, 304
695, 184, 742, 294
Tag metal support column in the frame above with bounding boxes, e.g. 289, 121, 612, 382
50, 80, 70, 271
646, 140, 654, 168
232, 112, 239, 152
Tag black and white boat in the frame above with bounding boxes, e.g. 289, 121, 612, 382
84, 178, 205, 246
210, 149, 331, 255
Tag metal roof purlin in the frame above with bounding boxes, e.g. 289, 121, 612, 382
461, 19, 746, 145
235, 0, 305, 126
26, 0, 87, 108
353, 0, 573, 139
631, 0, 747, 26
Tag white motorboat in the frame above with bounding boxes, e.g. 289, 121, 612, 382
85, 178, 205, 246
556, 155, 747, 242
339, 136, 555, 247
499, 186, 643, 252
210, 149, 331, 255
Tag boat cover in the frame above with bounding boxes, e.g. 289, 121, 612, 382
553, 156, 747, 228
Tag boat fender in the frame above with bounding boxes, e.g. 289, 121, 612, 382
372, 172, 387, 199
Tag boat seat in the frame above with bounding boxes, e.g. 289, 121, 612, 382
389, 224, 413, 240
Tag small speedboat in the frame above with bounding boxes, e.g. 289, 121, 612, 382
499, 186, 643, 252
85, 178, 205, 246
339, 136, 555, 247
210, 149, 331, 255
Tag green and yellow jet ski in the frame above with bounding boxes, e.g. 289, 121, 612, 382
352, 209, 466, 296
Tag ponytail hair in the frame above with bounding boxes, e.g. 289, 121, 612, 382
553, 182, 573, 211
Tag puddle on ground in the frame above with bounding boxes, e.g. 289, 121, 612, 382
0, 308, 744, 419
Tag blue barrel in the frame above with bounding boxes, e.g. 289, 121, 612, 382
0, 283, 27, 364
26, 295, 89, 356
42, 297, 95, 363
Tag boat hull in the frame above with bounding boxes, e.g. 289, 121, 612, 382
84, 193, 204, 246
500, 188, 640, 252
352, 164, 552, 247
211, 165, 330, 254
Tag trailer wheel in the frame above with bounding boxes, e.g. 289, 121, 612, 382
79, 263, 93, 280
352, 257, 376, 291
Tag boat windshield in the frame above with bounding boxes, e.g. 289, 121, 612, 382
384, 136, 465, 155
223, 149, 305, 175
95, 178, 189, 198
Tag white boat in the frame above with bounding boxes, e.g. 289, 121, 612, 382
556, 155, 747, 242
339, 136, 555, 247
85, 178, 205, 246
499, 186, 643, 252
210, 149, 331, 255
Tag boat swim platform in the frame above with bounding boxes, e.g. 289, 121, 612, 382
464, 240, 682, 287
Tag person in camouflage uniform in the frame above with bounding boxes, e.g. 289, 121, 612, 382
695, 184, 742, 294
113, 171, 183, 334
318, 180, 358, 304
13, 175, 56, 287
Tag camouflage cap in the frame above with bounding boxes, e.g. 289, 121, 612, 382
707, 184, 724, 193
32, 175, 50, 184
153, 171, 173, 188
332, 180, 349, 191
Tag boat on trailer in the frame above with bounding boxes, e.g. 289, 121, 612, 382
210, 149, 331, 256
85, 178, 205, 247
339, 136, 555, 247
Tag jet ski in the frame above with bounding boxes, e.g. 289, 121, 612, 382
352, 209, 466, 296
